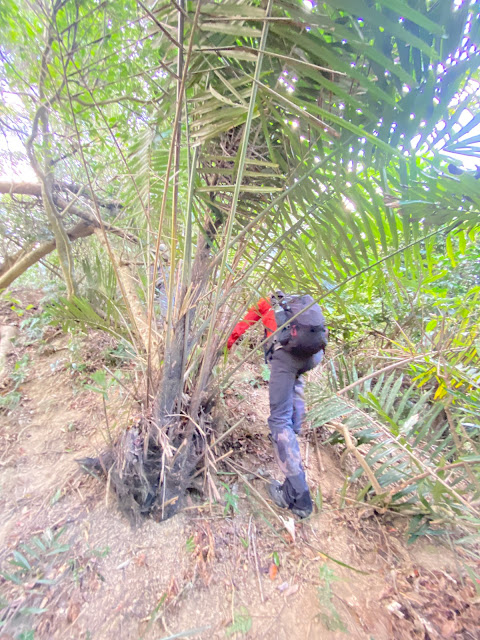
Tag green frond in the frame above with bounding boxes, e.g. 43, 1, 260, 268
308, 367, 480, 520
46, 296, 129, 344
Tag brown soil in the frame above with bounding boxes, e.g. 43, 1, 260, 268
0, 290, 479, 640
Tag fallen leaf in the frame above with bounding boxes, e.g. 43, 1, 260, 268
67, 602, 81, 623
167, 576, 179, 598
283, 584, 299, 597
441, 620, 456, 638
379, 586, 394, 600
386, 601, 404, 619
280, 516, 295, 542
268, 563, 278, 580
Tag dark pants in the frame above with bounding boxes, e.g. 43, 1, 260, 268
267, 348, 323, 510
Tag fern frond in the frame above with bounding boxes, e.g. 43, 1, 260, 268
309, 370, 480, 521
46, 296, 129, 344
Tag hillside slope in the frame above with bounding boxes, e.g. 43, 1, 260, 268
0, 291, 478, 640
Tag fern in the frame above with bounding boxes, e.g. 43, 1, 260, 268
309, 371, 480, 523
45, 296, 129, 343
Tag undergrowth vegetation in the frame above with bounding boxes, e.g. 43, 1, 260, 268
0, 528, 71, 637
0, 0, 479, 560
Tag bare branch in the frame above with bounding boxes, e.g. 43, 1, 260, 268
0, 221, 94, 291
0, 181, 136, 244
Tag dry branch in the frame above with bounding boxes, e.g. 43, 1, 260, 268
330, 420, 383, 494
0, 181, 136, 244
0, 221, 94, 291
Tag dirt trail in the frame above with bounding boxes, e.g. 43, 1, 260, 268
0, 291, 478, 640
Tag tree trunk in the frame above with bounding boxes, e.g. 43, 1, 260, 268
40, 179, 79, 299
187, 220, 224, 418
0, 247, 30, 278
0, 221, 94, 291
155, 216, 220, 427
154, 315, 186, 426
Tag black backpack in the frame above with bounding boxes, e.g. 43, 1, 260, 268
274, 294, 328, 358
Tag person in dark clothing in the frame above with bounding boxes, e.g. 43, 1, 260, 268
227, 292, 327, 518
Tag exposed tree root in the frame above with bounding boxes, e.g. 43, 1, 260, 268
77, 417, 205, 524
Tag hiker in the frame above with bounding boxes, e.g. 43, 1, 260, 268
227, 292, 328, 518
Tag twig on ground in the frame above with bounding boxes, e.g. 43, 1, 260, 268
331, 420, 383, 495
192, 448, 233, 479
226, 458, 270, 483
105, 466, 111, 507
251, 522, 265, 603
313, 427, 325, 472
209, 417, 245, 450
305, 440, 309, 482
257, 602, 288, 640
225, 459, 284, 525
247, 515, 253, 564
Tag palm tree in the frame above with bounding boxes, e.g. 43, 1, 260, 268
1, 0, 478, 519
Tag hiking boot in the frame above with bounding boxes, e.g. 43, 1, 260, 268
290, 504, 312, 519
268, 481, 312, 519
268, 480, 289, 509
